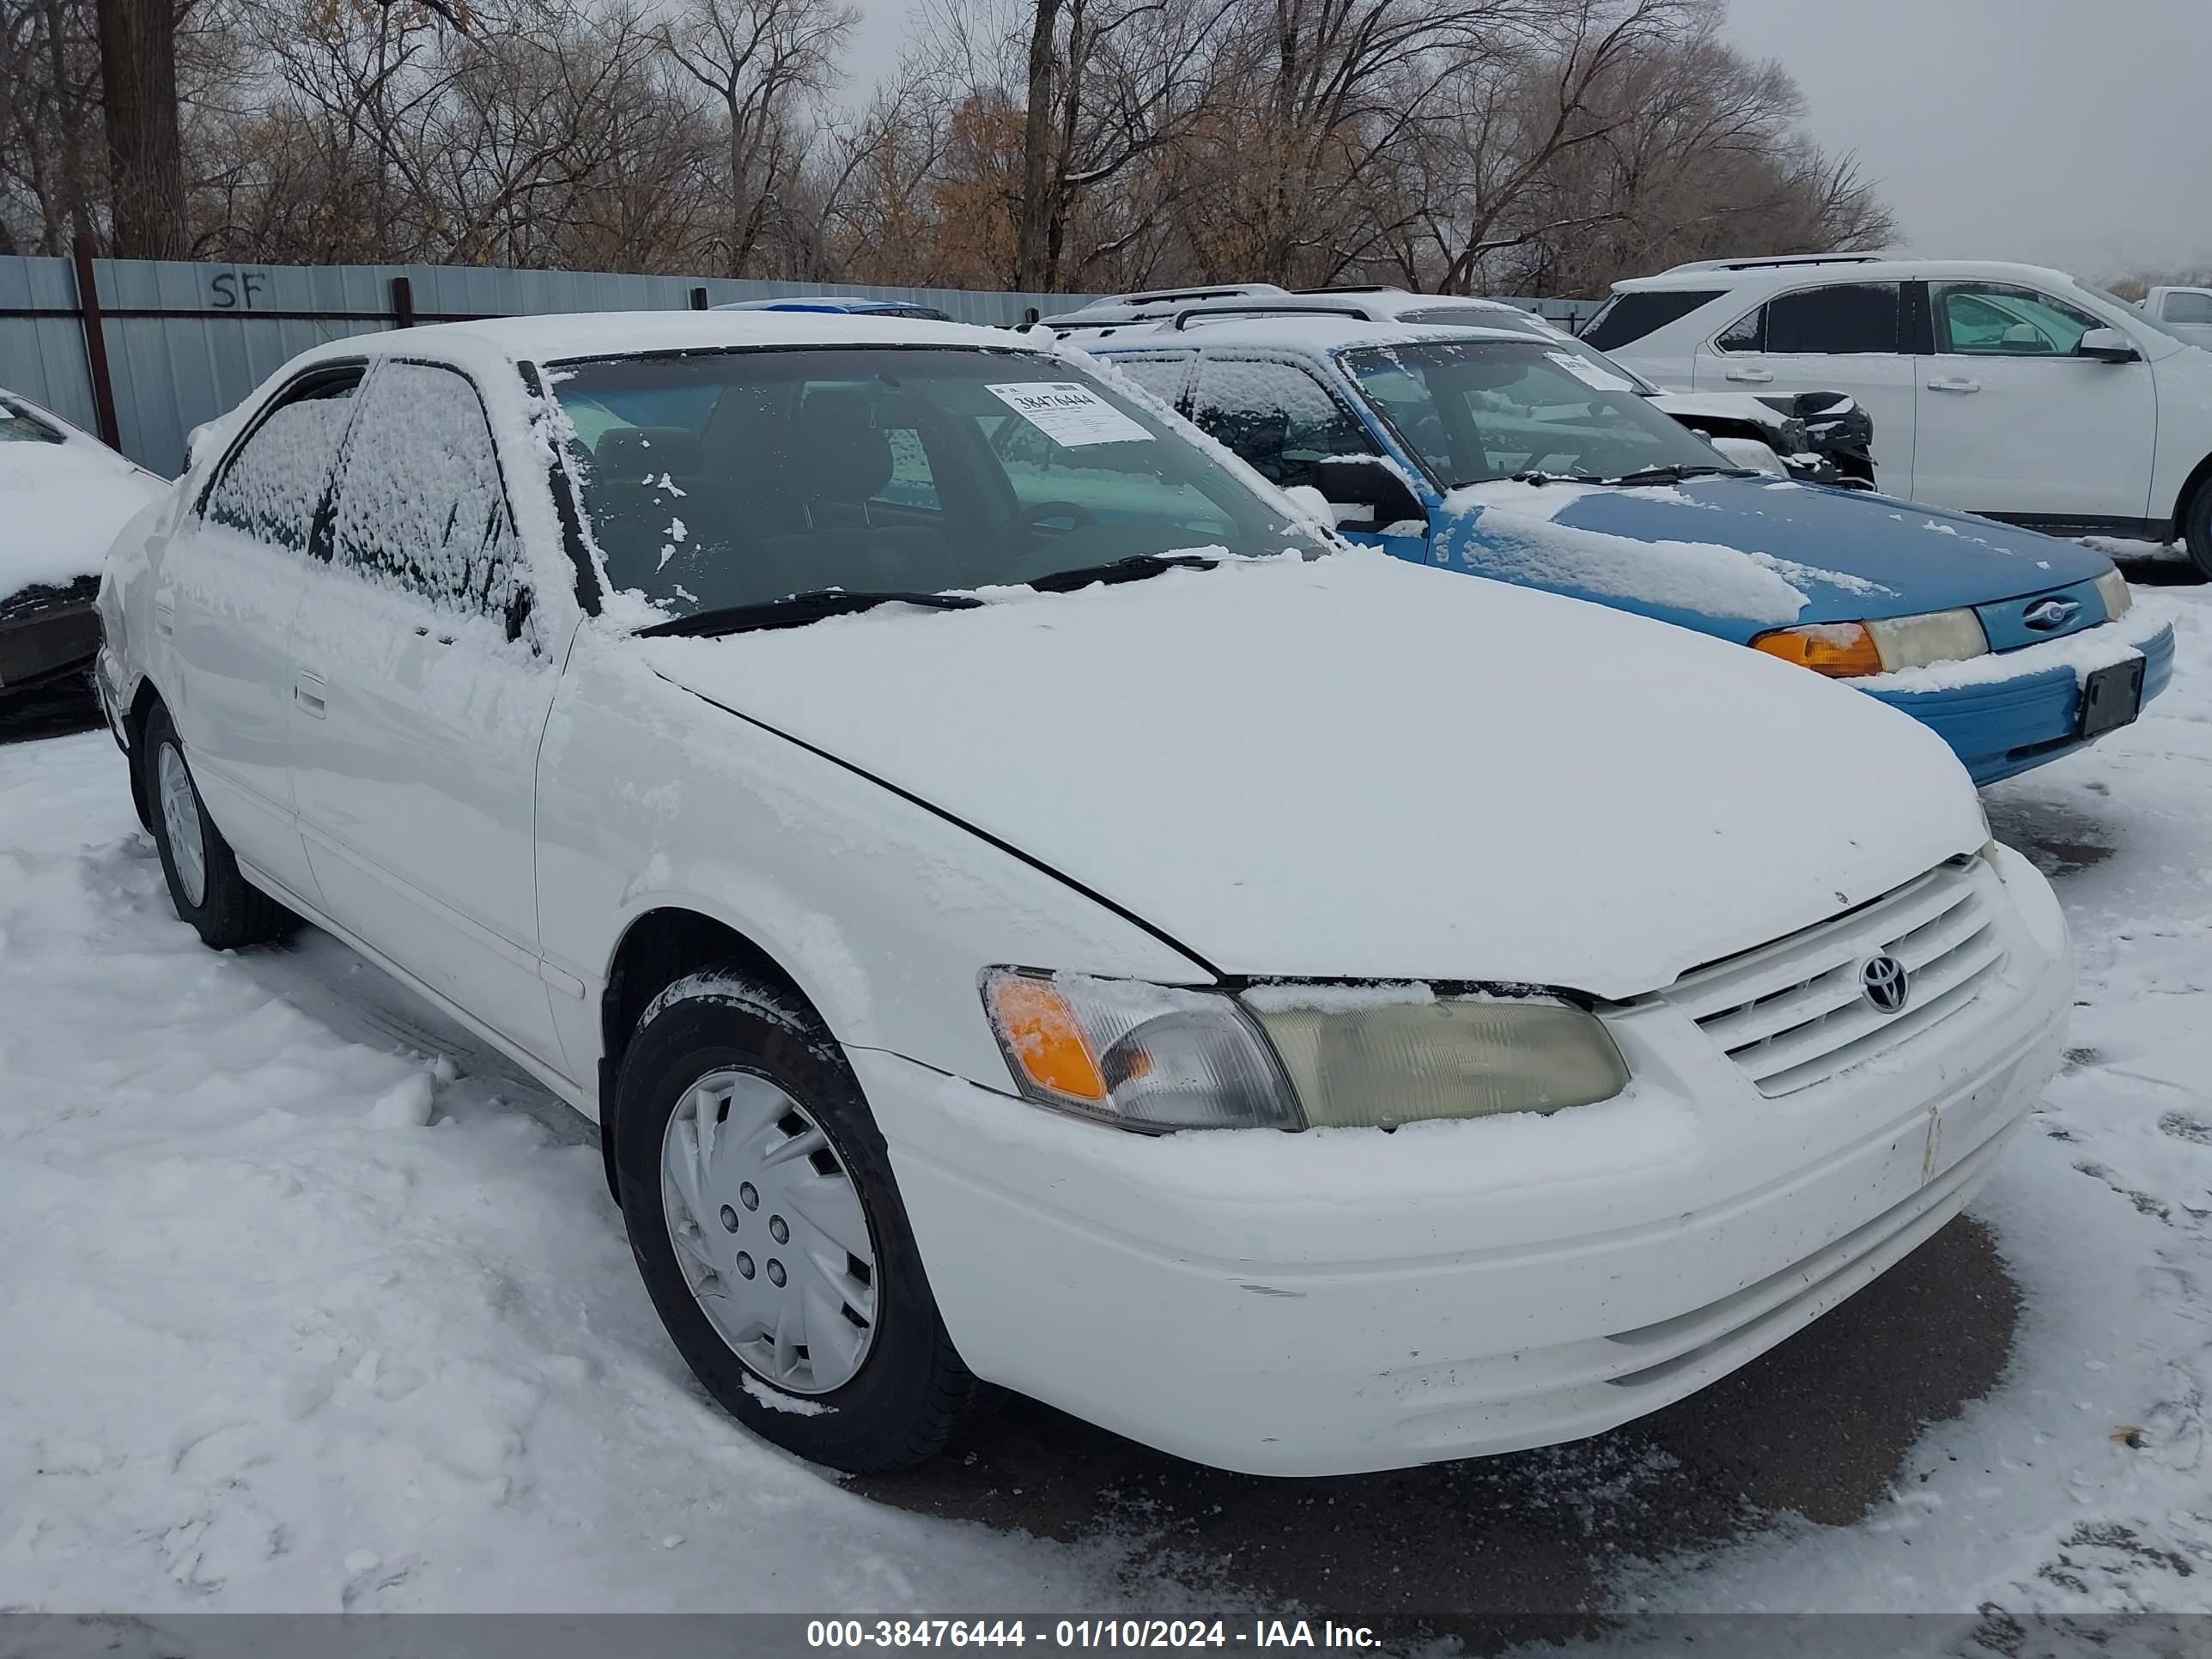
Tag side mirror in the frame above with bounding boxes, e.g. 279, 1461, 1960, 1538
2077, 327, 2140, 363
1310, 454, 1426, 531
184, 421, 219, 469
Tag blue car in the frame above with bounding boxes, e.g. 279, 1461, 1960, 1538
1093, 318, 2173, 786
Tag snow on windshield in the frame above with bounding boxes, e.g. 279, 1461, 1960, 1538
544, 345, 1323, 623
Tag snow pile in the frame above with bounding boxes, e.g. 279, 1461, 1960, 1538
0, 739, 1158, 1612
1439, 492, 1813, 623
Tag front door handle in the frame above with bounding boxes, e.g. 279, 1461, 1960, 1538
294, 670, 328, 718
1723, 367, 1774, 383
1926, 377, 1982, 393
154, 596, 176, 639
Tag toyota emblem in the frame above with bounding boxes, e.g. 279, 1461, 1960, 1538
1859, 953, 1910, 1013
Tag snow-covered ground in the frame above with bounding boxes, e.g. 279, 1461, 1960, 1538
3, 585, 2209, 1627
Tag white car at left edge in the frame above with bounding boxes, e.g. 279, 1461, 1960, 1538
97, 309, 2073, 1478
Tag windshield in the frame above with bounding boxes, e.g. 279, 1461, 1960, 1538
547, 346, 1322, 622
1339, 339, 1725, 487
0, 396, 66, 444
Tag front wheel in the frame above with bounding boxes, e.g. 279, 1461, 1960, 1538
613, 969, 985, 1472
141, 702, 298, 949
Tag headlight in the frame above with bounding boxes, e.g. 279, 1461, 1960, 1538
2094, 567, 2133, 621
1244, 987, 1628, 1128
981, 969, 1298, 1131
1751, 608, 1989, 678
981, 970, 1629, 1132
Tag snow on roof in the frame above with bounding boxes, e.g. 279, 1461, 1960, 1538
1614, 258, 2088, 292
290, 309, 1021, 374
1096, 315, 1541, 355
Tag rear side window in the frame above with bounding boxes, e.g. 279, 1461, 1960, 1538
1107, 356, 1193, 410
2162, 290, 2212, 325
1580, 289, 1723, 350
1189, 357, 1381, 487
329, 361, 526, 631
204, 370, 363, 551
1754, 283, 1903, 355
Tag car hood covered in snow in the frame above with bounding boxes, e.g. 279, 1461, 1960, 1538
637, 551, 1985, 999
0, 430, 170, 599
1438, 477, 2116, 645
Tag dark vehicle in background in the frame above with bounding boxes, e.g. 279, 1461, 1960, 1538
1, 391, 169, 703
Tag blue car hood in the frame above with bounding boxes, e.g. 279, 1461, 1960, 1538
1434, 477, 2113, 644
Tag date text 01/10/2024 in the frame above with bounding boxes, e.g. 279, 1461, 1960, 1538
804, 1619, 1383, 1649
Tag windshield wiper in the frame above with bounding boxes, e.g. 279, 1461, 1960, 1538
1023, 553, 1218, 593
1505, 469, 1599, 486
635, 588, 984, 639
1598, 464, 1763, 486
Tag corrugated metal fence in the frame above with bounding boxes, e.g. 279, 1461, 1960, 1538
0, 253, 1595, 477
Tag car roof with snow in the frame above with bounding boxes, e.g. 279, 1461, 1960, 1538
283, 310, 1021, 373
1612, 256, 2092, 292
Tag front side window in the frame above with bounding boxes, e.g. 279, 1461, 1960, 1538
329, 362, 526, 629
204, 369, 363, 551
545, 346, 1322, 621
0, 396, 66, 444
1189, 358, 1382, 489
1340, 339, 1729, 487
1760, 283, 1903, 355
1934, 282, 2102, 356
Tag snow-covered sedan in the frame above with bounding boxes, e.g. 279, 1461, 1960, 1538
1, 389, 169, 702
97, 312, 2073, 1477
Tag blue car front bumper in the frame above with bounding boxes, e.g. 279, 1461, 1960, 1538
1867, 622, 2177, 787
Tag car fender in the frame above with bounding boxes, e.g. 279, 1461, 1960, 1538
533, 625, 1216, 1097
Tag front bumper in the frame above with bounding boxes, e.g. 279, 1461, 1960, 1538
1867, 620, 2175, 787
855, 854, 2069, 1476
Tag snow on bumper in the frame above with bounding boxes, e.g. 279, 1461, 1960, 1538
855, 855, 2070, 1477
1858, 614, 2176, 787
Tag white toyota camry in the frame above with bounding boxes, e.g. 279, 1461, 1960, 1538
97, 312, 2072, 1477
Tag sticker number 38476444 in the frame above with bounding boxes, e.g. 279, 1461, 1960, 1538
986, 382, 1156, 447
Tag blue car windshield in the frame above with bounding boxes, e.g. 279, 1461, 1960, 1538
548, 346, 1324, 620
1340, 339, 1728, 488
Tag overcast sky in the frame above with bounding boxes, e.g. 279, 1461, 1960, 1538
833, 0, 2211, 281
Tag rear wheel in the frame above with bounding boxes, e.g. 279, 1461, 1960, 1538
613, 969, 984, 1472
142, 702, 299, 949
2183, 478, 2212, 580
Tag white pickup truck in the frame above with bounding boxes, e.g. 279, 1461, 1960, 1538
2142, 286, 2212, 347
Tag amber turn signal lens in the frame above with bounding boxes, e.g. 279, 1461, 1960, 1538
985, 975, 1109, 1103
1749, 622, 1885, 678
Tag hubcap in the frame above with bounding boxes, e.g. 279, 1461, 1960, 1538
155, 741, 208, 908
659, 1069, 878, 1395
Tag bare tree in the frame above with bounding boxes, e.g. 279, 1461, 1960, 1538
94, 0, 185, 253
661, 0, 854, 276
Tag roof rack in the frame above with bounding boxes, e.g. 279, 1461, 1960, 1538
1293, 284, 1403, 295
1172, 302, 1376, 330
1660, 253, 1886, 275
1069, 283, 1291, 313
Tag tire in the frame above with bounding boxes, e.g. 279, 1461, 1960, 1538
2184, 477, 2212, 581
141, 702, 300, 950
612, 969, 983, 1473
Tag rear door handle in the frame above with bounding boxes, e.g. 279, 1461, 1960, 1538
294, 670, 327, 718
1926, 378, 1981, 393
1723, 368, 1773, 383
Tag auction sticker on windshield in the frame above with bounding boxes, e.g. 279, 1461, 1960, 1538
988, 382, 1153, 447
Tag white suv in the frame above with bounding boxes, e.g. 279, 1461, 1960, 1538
1589, 255, 2212, 573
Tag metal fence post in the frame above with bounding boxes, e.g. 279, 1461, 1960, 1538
70, 239, 123, 450
390, 275, 416, 328
690, 286, 708, 310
